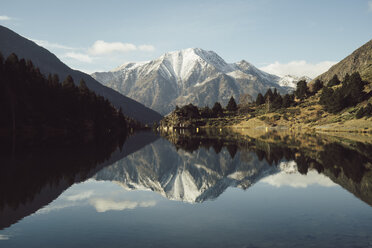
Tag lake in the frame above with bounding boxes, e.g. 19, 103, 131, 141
1, 130, 372, 248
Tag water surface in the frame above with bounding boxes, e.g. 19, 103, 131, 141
1, 130, 372, 248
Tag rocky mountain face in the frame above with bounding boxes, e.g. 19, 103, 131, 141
277, 75, 312, 89
94, 137, 281, 203
92, 48, 288, 115
0, 25, 162, 124
313, 39, 372, 84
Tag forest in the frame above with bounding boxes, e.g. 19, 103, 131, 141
0, 52, 128, 141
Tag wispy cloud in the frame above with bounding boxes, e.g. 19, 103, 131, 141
138, 44, 155, 52
261, 170, 336, 188
368, 1, 372, 12
31, 39, 75, 50
0, 15, 11, 21
36, 202, 79, 214
64, 52, 93, 63
260, 60, 336, 78
0, 234, 10, 240
90, 198, 156, 213
89, 40, 136, 55
88, 40, 155, 55
65, 190, 94, 201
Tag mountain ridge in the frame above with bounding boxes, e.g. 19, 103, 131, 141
92, 48, 289, 115
313, 39, 372, 84
0, 25, 162, 124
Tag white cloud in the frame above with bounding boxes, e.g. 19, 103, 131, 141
36, 202, 79, 214
31, 39, 75, 50
65, 52, 93, 63
368, 1, 372, 11
0, 15, 11, 21
65, 190, 94, 201
0, 234, 10, 240
88, 40, 155, 55
89, 40, 137, 55
261, 170, 336, 188
260, 60, 336, 78
90, 198, 156, 213
138, 44, 155, 52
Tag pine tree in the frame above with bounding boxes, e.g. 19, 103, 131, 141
312, 79, 323, 93
264, 89, 273, 101
79, 79, 90, 95
282, 94, 293, 108
256, 93, 265, 105
319, 86, 334, 106
327, 75, 341, 87
62, 75, 75, 89
295, 80, 308, 100
272, 94, 283, 109
212, 102, 223, 117
226, 96, 238, 112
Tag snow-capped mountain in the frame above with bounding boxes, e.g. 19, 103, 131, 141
277, 75, 312, 90
92, 48, 287, 115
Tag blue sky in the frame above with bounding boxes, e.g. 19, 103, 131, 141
1, 0, 372, 77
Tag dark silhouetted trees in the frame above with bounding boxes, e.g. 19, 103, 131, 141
177, 103, 200, 119
226, 96, 238, 112
319, 72, 367, 113
327, 75, 341, 87
256, 93, 265, 105
294, 80, 309, 100
312, 79, 323, 93
282, 94, 294, 108
212, 102, 223, 117
0, 52, 127, 138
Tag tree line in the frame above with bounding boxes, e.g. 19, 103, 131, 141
168, 71, 370, 120
174, 96, 239, 119
0, 52, 128, 139
255, 72, 370, 117
319, 73, 370, 115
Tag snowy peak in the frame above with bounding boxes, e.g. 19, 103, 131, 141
278, 75, 312, 89
158, 48, 232, 79
91, 48, 288, 115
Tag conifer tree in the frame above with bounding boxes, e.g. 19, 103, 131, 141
212, 102, 223, 117
327, 75, 341, 87
312, 79, 323, 93
282, 94, 293, 108
256, 93, 265, 105
226, 96, 238, 112
294, 80, 308, 100
264, 88, 273, 101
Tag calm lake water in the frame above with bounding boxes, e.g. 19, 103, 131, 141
1, 130, 372, 248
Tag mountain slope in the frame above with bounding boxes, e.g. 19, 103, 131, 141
313, 39, 372, 84
92, 48, 287, 115
0, 25, 162, 124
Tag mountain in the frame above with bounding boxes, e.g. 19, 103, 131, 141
0, 25, 162, 124
277, 75, 312, 89
92, 48, 287, 115
313, 39, 372, 84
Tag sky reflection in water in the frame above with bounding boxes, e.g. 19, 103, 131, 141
1, 132, 372, 248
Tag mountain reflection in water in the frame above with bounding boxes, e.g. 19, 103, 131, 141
1, 129, 372, 248
95, 129, 372, 205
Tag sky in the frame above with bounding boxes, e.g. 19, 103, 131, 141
1, 0, 372, 77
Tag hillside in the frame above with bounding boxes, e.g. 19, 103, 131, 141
92, 48, 289, 115
0, 53, 128, 139
313, 39, 372, 84
0, 25, 162, 124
